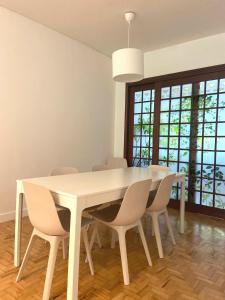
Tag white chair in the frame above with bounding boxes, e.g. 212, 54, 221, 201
146, 173, 176, 259
50, 166, 102, 250
149, 164, 170, 171
16, 182, 94, 300
92, 157, 128, 172
90, 179, 152, 285
50, 166, 79, 176
107, 157, 128, 169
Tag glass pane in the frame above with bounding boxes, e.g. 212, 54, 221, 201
204, 123, 216, 136
219, 93, 225, 107
202, 179, 213, 192
170, 124, 179, 136
217, 138, 225, 151
215, 181, 225, 194
181, 97, 191, 110
179, 163, 189, 174
218, 108, 225, 121
133, 147, 140, 157
160, 100, 170, 111
215, 195, 225, 209
160, 112, 169, 123
219, 78, 225, 92
159, 149, 168, 160
182, 84, 192, 96
197, 124, 203, 136
206, 80, 218, 94
215, 166, 225, 180
198, 96, 204, 108
199, 82, 205, 95
180, 137, 190, 149
169, 137, 178, 148
161, 87, 170, 99
134, 114, 141, 124
169, 149, 178, 161
134, 103, 141, 113
160, 125, 168, 136
203, 151, 214, 164
152, 90, 155, 100
204, 137, 215, 150
205, 95, 217, 108
197, 137, 202, 149
133, 136, 140, 147
181, 111, 191, 123
196, 151, 202, 163
159, 137, 168, 148
216, 152, 224, 165
180, 124, 190, 136
170, 112, 180, 123
142, 102, 150, 113
194, 191, 201, 204
168, 162, 178, 172
171, 85, 181, 98
135, 91, 142, 102
142, 125, 150, 135
217, 123, 225, 136
142, 114, 150, 124
202, 193, 213, 207
143, 90, 151, 101
180, 150, 189, 162
171, 99, 180, 110
133, 124, 141, 135
141, 136, 149, 147
141, 148, 149, 158
204, 109, 216, 122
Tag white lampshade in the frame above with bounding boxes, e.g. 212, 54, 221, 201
112, 48, 144, 82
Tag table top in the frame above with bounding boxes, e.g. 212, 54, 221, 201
18, 167, 185, 199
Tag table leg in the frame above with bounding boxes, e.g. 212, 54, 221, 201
67, 201, 82, 300
180, 176, 185, 234
14, 192, 23, 267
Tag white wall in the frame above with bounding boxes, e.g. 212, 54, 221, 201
114, 33, 225, 156
0, 7, 114, 222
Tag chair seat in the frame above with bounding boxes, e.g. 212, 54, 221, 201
90, 204, 121, 223
58, 209, 93, 232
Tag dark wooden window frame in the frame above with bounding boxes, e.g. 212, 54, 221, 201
124, 64, 225, 219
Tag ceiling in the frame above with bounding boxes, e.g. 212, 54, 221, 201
1, 0, 225, 56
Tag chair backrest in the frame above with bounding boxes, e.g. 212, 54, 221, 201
23, 182, 67, 236
148, 173, 176, 212
107, 157, 128, 169
92, 164, 109, 171
111, 179, 152, 226
50, 167, 79, 176
149, 164, 170, 171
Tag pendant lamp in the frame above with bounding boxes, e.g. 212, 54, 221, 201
112, 12, 144, 83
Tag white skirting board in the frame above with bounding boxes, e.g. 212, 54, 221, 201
0, 208, 28, 223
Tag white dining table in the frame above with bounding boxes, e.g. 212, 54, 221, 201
14, 167, 185, 300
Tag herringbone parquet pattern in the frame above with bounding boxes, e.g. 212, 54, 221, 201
0, 209, 225, 300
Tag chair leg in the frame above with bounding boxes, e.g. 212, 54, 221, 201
95, 224, 102, 249
42, 237, 60, 300
62, 238, 68, 259
165, 209, 176, 245
82, 228, 94, 275
151, 213, 164, 258
85, 223, 101, 263
137, 221, 152, 266
117, 228, 130, 285
111, 230, 117, 249
16, 229, 36, 282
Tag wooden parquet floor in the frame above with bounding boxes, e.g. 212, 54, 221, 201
0, 209, 225, 300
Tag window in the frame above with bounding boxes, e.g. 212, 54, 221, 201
125, 65, 225, 218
